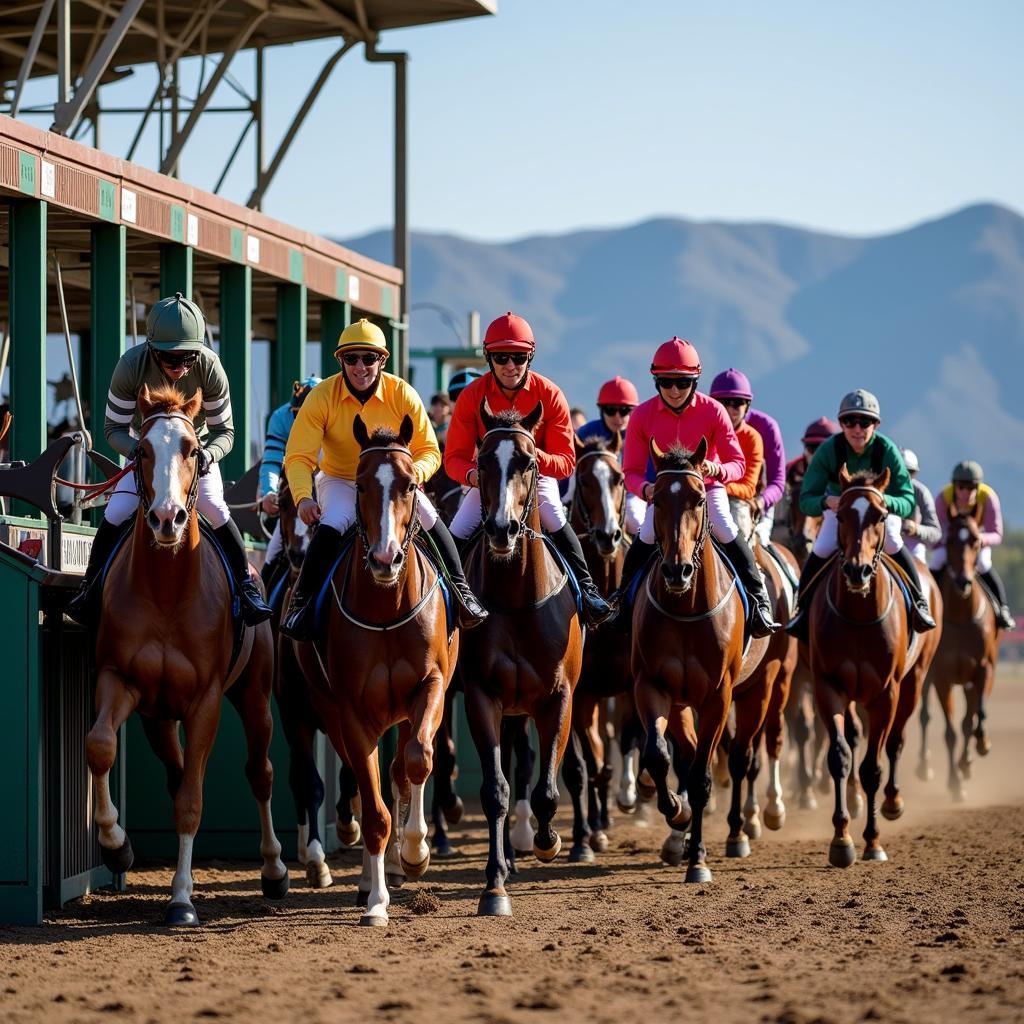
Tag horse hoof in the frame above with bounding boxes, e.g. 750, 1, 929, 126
588, 830, 609, 853
401, 851, 430, 880
616, 796, 637, 815
863, 845, 888, 862
660, 833, 685, 867
261, 872, 290, 900
477, 892, 513, 917
533, 834, 562, 863
959, 762, 972, 781
828, 837, 857, 869
101, 837, 134, 876
336, 819, 362, 847
355, 889, 369, 907
358, 912, 389, 928
952, 788, 967, 804
636, 774, 657, 802
164, 901, 199, 927
743, 814, 762, 840
763, 808, 786, 831
915, 763, 934, 783
432, 833, 454, 857
685, 863, 713, 884
881, 796, 904, 821
976, 737, 991, 757
305, 862, 333, 888
568, 842, 595, 864
726, 836, 751, 858
799, 791, 818, 811
386, 872, 405, 889
443, 795, 465, 825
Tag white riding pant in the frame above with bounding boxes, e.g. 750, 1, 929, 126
316, 471, 438, 534
638, 482, 738, 545
450, 474, 566, 540
105, 461, 230, 528
930, 544, 992, 574
812, 508, 903, 558
265, 521, 283, 563
625, 493, 646, 537
754, 506, 775, 547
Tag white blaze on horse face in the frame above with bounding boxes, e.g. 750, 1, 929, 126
374, 462, 400, 563
293, 513, 311, 553
670, 481, 682, 494
494, 439, 516, 529
591, 457, 619, 533
851, 495, 870, 528
150, 417, 192, 531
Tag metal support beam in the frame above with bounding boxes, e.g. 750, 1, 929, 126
319, 299, 350, 380
56, 0, 71, 107
89, 224, 126, 466
159, 244, 193, 299
11, 0, 56, 118
274, 284, 306, 411
219, 264, 252, 483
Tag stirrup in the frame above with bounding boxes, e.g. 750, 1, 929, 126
454, 585, 488, 630
280, 595, 314, 641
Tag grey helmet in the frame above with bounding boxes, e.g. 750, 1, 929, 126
838, 389, 881, 422
951, 459, 983, 485
900, 448, 919, 474
146, 292, 207, 352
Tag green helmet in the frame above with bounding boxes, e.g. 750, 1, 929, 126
146, 292, 207, 351
838, 389, 881, 422
951, 460, 983, 485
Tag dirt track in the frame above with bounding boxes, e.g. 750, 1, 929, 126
3, 671, 1024, 1024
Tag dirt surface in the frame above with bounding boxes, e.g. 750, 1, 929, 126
3, 671, 1024, 1024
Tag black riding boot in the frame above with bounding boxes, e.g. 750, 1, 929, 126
427, 520, 488, 629
979, 568, 1016, 630
722, 537, 780, 638
785, 552, 830, 642
550, 523, 613, 627
214, 520, 273, 626
66, 518, 124, 626
608, 538, 657, 626
280, 525, 343, 641
890, 544, 937, 633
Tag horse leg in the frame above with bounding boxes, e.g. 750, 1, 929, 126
815, 682, 855, 868
140, 717, 185, 798
883, 664, 924, 821
400, 677, 446, 880
861, 687, 898, 861
973, 662, 993, 757
508, 717, 536, 855
959, 683, 977, 782
763, 668, 790, 830
499, 726, 518, 876
385, 725, 411, 889
813, 710, 831, 796
86, 670, 138, 877
937, 680, 964, 802
335, 758, 362, 846
580, 694, 610, 851
562, 727, 593, 863
659, 709, 696, 866
635, 675, 687, 832
277, 702, 329, 885
595, 697, 614, 832
727, 693, 757, 858
742, 734, 763, 841
844, 706, 865, 819
791, 682, 818, 810
616, 712, 641, 814
684, 686, 730, 884
431, 691, 459, 856
916, 674, 935, 781
350, 741, 392, 927
531, 687, 573, 862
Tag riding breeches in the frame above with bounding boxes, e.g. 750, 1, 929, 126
449, 474, 567, 540
754, 505, 775, 547
316, 472, 439, 534
625, 492, 646, 536
930, 543, 992, 574
105, 461, 231, 528
638, 482, 739, 545
812, 508, 903, 558
265, 521, 283, 563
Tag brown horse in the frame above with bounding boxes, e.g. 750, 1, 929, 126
917, 512, 997, 800
459, 402, 584, 915
808, 465, 942, 866
86, 385, 287, 925
295, 415, 457, 926
632, 439, 754, 883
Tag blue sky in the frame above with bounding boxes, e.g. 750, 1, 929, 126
17, 0, 1024, 242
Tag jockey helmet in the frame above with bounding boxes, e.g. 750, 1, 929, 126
650, 337, 701, 377
483, 312, 535, 352
597, 376, 640, 407
334, 318, 389, 358
838, 389, 880, 422
291, 375, 322, 408
951, 460, 983, 485
146, 292, 207, 351
901, 448, 919, 474
447, 367, 482, 402
802, 417, 839, 443
709, 367, 753, 401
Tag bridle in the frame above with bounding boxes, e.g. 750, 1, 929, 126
133, 411, 201, 520
569, 447, 626, 547
477, 425, 540, 549
353, 444, 420, 581
836, 484, 888, 583
652, 466, 711, 574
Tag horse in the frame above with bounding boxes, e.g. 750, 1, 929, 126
807, 465, 942, 866
85, 384, 288, 925
293, 415, 458, 926
917, 512, 997, 800
631, 438, 760, 883
458, 402, 584, 915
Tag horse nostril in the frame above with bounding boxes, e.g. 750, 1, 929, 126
392, 551, 404, 567
613, 529, 623, 544
508, 520, 520, 536
174, 509, 187, 527
147, 510, 160, 530
680, 563, 694, 581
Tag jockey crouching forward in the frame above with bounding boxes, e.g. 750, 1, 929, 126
279, 319, 487, 641
611, 337, 779, 639
786, 389, 937, 641
443, 312, 612, 627
68, 292, 272, 626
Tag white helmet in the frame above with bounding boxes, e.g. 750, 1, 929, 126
901, 447, 919, 474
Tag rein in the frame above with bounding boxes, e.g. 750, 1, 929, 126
569, 448, 626, 546
133, 412, 201, 520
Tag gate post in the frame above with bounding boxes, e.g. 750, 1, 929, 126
274, 283, 306, 410
159, 243, 193, 300
319, 299, 350, 379
90, 224, 127, 465
219, 264, 252, 482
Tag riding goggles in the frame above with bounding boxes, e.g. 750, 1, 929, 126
600, 405, 634, 417
654, 375, 697, 392
151, 346, 198, 370
840, 415, 876, 429
490, 352, 530, 366
719, 397, 749, 409
342, 352, 383, 367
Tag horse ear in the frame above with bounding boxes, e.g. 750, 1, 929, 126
138, 383, 154, 418
693, 436, 708, 466
574, 432, 586, 458
183, 387, 202, 421
608, 429, 622, 455
520, 401, 543, 432
353, 414, 370, 450
399, 414, 414, 446
838, 462, 852, 487
649, 437, 665, 469
873, 467, 890, 493
480, 400, 497, 432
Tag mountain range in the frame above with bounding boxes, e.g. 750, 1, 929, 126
341, 203, 1024, 521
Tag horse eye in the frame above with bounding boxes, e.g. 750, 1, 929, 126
408, 482, 417, 493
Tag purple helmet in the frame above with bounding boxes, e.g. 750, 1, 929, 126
709, 367, 753, 400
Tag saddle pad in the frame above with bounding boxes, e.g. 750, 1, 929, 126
541, 534, 584, 619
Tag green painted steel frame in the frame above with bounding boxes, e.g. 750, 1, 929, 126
219, 264, 252, 483
274, 283, 306, 410
90, 224, 127, 465
319, 299, 350, 380
159, 243, 193, 300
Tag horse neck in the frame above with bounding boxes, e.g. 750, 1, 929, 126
126, 511, 203, 606
347, 536, 424, 618
479, 501, 555, 607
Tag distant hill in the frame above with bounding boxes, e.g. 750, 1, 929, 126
342, 203, 1024, 520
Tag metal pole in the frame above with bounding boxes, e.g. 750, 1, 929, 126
51, 254, 90, 451
254, 46, 264, 211
56, 0, 71, 107
468, 310, 480, 349
219, 264, 252, 482
11, 0, 56, 118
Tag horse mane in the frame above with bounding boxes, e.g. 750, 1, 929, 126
580, 437, 609, 453
843, 468, 878, 488
490, 408, 526, 428
658, 443, 699, 470
367, 425, 401, 445
144, 384, 189, 414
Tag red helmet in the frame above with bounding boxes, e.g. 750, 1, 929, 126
484, 311, 535, 352
651, 337, 701, 377
801, 417, 839, 444
597, 376, 640, 407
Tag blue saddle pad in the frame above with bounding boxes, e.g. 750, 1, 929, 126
541, 533, 584, 619
268, 567, 291, 616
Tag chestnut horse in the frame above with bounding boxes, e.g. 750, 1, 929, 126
917, 512, 998, 800
295, 416, 458, 926
807, 465, 942, 866
86, 385, 287, 925
459, 403, 584, 916
632, 439, 758, 883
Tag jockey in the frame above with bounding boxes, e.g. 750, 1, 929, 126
898, 448, 941, 563
612, 337, 779, 638
259, 375, 322, 579
931, 460, 1015, 629
68, 292, 272, 626
278, 319, 487, 640
573, 376, 646, 536
446, 367, 482, 406
710, 374, 765, 506
785, 389, 937, 640
443, 312, 612, 627
786, 417, 839, 488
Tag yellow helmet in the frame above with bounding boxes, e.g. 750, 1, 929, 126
334, 318, 389, 358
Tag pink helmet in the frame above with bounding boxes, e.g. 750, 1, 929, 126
709, 367, 752, 400
597, 376, 640, 407
650, 337, 701, 376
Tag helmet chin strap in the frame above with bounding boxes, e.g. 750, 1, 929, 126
657, 376, 699, 415
488, 352, 534, 393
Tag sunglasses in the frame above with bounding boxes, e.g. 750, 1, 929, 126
654, 376, 696, 392
840, 415, 876, 430
153, 349, 198, 370
600, 405, 633, 417
490, 353, 530, 366
342, 352, 382, 367
720, 397, 749, 409
804, 442, 821, 454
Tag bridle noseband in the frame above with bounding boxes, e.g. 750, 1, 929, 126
134, 411, 201, 520
353, 444, 420, 580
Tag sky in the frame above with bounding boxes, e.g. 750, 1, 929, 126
15, 0, 1024, 243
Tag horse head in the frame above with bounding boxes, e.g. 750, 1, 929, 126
572, 434, 625, 558
945, 512, 982, 597
136, 383, 202, 548
477, 400, 542, 558
648, 435, 709, 594
836, 464, 890, 593
352, 414, 418, 586
277, 474, 310, 571
786, 471, 820, 564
